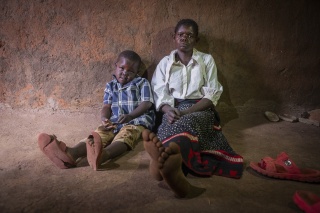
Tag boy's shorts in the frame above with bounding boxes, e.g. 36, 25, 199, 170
84, 125, 145, 150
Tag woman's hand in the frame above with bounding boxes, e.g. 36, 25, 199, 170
165, 108, 181, 124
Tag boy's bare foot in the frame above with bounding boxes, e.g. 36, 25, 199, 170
143, 129, 164, 181
86, 132, 103, 171
38, 133, 76, 169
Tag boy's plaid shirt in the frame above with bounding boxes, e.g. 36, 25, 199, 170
103, 76, 155, 132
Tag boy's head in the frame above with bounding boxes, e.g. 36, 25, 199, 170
173, 19, 199, 52
114, 50, 141, 85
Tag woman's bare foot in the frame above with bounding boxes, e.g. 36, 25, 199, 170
143, 129, 164, 181
143, 130, 205, 198
159, 142, 206, 198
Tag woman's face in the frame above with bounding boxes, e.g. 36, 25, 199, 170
174, 25, 198, 52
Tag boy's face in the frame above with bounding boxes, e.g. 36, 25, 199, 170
114, 57, 139, 85
174, 25, 198, 52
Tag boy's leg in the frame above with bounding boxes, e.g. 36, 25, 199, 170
86, 126, 115, 170
101, 142, 129, 162
100, 125, 145, 162
67, 139, 87, 160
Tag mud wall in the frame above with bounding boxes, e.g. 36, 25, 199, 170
1, 0, 319, 113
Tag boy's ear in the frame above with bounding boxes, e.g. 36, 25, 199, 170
137, 62, 147, 77
137, 69, 144, 77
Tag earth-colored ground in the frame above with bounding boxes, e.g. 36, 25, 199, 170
0, 105, 319, 213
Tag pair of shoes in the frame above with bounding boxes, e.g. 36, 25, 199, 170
293, 190, 320, 213
249, 152, 320, 182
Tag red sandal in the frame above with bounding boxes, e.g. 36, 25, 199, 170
249, 152, 320, 182
293, 190, 320, 213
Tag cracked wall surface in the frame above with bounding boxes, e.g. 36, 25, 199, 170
1, 0, 319, 113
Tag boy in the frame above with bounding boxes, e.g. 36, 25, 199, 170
38, 50, 155, 171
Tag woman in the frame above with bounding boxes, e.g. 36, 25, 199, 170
143, 19, 243, 198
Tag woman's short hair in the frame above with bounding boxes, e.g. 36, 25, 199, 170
174, 19, 199, 36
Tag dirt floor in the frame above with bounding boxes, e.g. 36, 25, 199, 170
0, 105, 319, 213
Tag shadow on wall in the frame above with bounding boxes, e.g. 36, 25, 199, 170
141, 27, 175, 131
143, 27, 175, 82
196, 34, 239, 126
199, 35, 281, 126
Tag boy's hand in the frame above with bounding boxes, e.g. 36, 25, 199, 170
102, 119, 116, 130
117, 114, 133, 124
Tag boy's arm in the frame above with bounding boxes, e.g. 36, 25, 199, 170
101, 104, 117, 130
101, 104, 112, 122
117, 101, 152, 124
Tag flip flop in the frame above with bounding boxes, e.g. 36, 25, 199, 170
278, 114, 298, 122
38, 133, 76, 169
86, 132, 103, 171
293, 190, 320, 213
249, 152, 320, 182
264, 111, 280, 122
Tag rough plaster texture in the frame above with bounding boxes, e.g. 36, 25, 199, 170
0, 0, 320, 114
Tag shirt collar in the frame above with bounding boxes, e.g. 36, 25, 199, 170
169, 48, 200, 65
112, 75, 141, 88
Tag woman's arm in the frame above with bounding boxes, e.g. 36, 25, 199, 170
201, 55, 223, 106
180, 98, 214, 116
160, 104, 181, 124
151, 57, 175, 110
161, 98, 214, 124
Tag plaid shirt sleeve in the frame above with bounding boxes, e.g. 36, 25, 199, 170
139, 78, 154, 104
103, 82, 113, 105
